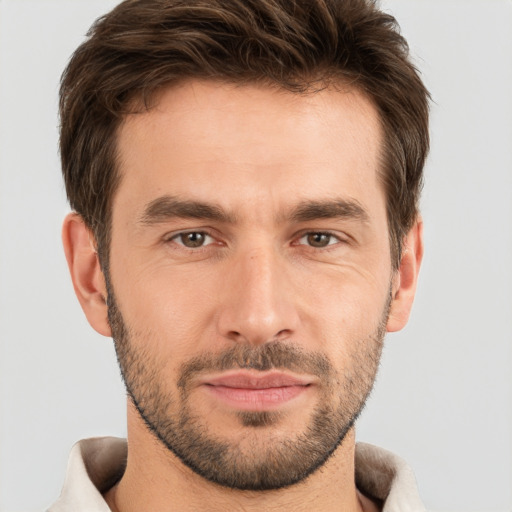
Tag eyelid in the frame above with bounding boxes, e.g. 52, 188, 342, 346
163, 226, 214, 239
294, 230, 349, 246
161, 228, 350, 250
164, 229, 217, 248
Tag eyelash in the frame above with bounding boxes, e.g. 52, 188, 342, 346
165, 230, 347, 251
167, 231, 217, 249
294, 231, 346, 249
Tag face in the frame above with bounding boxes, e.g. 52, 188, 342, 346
107, 80, 394, 490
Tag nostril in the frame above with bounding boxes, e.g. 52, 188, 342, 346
275, 329, 291, 339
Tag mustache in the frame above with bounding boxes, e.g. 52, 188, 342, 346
177, 341, 333, 390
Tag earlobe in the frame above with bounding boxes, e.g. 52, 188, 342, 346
386, 217, 424, 333
62, 213, 112, 337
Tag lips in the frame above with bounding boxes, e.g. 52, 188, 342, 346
200, 371, 313, 411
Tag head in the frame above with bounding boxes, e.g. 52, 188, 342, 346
60, 0, 429, 271
61, 0, 428, 492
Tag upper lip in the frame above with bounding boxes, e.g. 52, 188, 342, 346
201, 370, 313, 389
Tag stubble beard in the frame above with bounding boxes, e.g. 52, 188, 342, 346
107, 284, 388, 491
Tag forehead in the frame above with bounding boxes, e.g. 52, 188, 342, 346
115, 80, 384, 220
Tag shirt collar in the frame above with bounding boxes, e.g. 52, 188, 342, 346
49, 437, 425, 511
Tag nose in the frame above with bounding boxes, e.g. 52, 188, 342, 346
216, 245, 299, 346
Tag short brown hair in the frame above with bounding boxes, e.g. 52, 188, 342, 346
60, 0, 429, 269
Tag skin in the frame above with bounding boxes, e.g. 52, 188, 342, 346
63, 80, 423, 512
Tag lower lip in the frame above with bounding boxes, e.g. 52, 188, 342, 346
203, 384, 309, 411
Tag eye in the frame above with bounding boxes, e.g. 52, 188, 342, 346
171, 231, 215, 248
298, 232, 341, 248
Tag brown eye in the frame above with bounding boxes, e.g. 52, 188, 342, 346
307, 233, 332, 247
298, 232, 339, 248
176, 232, 211, 248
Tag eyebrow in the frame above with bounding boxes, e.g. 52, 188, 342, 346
289, 199, 370, 223
138, 196, 236, 225
138, 195, 369, 226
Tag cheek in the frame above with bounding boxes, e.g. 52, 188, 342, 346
298, 262, 391, 337
111, 261, 222, 351
109, 231, 392, 362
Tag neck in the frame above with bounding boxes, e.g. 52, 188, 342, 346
104, 403, 373, 512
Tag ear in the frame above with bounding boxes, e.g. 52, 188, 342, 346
386, 217, 424, 333
62, 213, 112, 337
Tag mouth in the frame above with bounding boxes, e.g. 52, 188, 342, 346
199, 370, 314, 411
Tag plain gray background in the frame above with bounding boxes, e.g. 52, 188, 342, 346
0, 0, 511, 510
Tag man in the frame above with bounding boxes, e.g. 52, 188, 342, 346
50, 0, 429, 510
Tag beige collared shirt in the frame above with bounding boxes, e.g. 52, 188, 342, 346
48, 437, 426, 511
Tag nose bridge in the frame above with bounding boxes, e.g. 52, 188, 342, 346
218, 241, 297, 345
